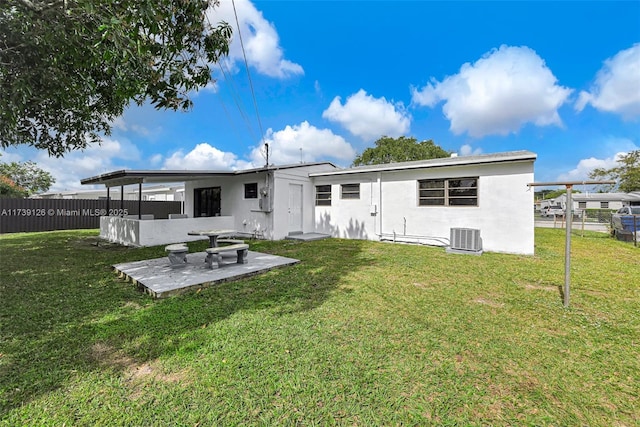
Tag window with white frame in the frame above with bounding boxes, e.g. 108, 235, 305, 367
418, 177, 478, 206
578, 201, 587, 209
315, 185, 332, 206
341, 183, 360, 199
600, 201, 609, 209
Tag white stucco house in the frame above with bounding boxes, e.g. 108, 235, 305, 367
81, 150, 536, 254
552, 192, 640, 213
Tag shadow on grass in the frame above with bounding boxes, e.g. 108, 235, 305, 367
0, 231, 369, 415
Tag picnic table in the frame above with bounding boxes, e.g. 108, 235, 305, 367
187, 229, 235, 248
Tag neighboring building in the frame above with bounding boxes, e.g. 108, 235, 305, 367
81, 150, 536, 254
35, 184, 184, 201
553, 192, 640, 213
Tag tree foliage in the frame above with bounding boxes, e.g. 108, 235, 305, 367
0, 0, 232, 156
0, 175, 28, 198
589, 150, 640, 193
0, 158, 55, 195
538, 189, 580, 200
352, 136, 451, 166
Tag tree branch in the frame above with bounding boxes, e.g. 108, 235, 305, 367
15, 0, 65, 12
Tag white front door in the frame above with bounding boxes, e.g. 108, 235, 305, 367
288, 184, 303, 234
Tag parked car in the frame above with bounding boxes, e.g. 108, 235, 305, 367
611, 206, 640, 237
615, 206, 640, 215
541, 205, 565, 217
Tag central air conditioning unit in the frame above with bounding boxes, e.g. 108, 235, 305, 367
446, 228, 483, 255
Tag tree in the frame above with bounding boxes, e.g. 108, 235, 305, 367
589, 150, 640, 193
537, 188, 580, 200
0, 159, 55, 195
1, 0, 232, 156
352, 136, 451, 166
0, 175, 28, 198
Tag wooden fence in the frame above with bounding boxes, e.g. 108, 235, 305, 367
0, 198, 182, 234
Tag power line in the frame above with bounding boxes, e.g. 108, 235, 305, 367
218, 61, 259, 142
231, 0, 269, 166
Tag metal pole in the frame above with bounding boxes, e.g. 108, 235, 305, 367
120, 185, 124, 216
106, 187, 110, 214
527, 180, 615, 308
564, 185, 573, 307
138, 183, 142, 220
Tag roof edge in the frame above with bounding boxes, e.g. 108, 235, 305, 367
309, 150, 537, 177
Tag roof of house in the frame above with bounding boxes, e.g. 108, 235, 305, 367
81, 162, 336, 187
308, 150, 537, 177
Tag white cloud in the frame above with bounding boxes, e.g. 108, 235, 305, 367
25, 138, 142, 192
575, 43, 640, 119
459, 144, 483, 156
557, 154, 624, 182
163, 143, 243, 170
557, 139, 639, 182
0, 150, 23, 163
411, 45, 572, 138
322, 89, 411, 141
110, 113, 159, 137
149, 154, 163, 166
248, 121, 356, 166
210, 0, 303, 79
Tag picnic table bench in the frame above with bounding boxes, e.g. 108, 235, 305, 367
205, 243, 249, 269
165, 243, 188, 268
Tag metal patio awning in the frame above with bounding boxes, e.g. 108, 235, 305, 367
80, 170, 237, 187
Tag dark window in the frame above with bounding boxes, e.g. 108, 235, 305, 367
341, 183, 360, 199
418, 179, 445, 206
418, 177, 478, 206
244, 182, 258, 199
578, 201, 586, 209
194, 187, 221, 217
315, 185, 332, 206
600, 201, 609, 209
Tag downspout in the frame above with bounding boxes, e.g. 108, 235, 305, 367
378, 172, 383, 239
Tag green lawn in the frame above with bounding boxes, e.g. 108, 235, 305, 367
0, 229, 638, 426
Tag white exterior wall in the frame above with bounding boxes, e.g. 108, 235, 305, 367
181, 165, 336, 240
184, 174, 274, 239
314, 175, 379, 239
552, 193, 630, 214
99, 216, 234, 247
576, 200, 624, 210
270, 164, 337, 240
313, 161, 535, 255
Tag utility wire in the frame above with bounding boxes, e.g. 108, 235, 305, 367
203, 7, 258, 156
231, 0, 269, 166
218, 61, 259, 142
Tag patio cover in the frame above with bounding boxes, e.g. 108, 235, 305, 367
80, 162, 335, 187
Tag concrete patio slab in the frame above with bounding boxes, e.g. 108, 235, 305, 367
113, 251, 299, 298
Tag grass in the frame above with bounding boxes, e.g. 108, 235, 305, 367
0, 228, 638, 426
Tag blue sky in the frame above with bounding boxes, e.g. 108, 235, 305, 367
2, 0, 640, 191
